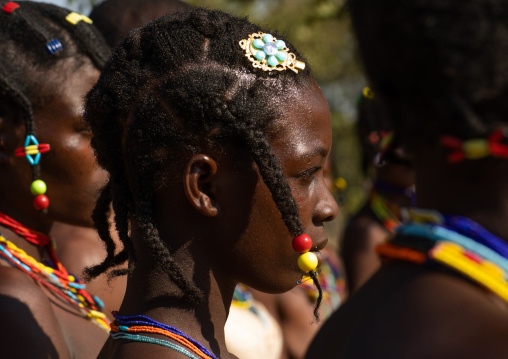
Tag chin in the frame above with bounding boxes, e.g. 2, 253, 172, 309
247, 272, 302, 294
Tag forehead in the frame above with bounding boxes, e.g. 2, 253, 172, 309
268, 81, 332, 163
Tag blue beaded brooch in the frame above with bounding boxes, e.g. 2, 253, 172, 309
239, 32, 305, 73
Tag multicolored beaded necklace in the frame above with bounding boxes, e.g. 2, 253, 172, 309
377, 209, 508, 303
110, 312, 218, 359
369, 180, 414, 233
0, 212, 110, 332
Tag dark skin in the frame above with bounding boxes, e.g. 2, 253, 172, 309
0, 59, 109, 358
51, 222, 127, 319
98, 81, 339, 359
249, 156, 346, 359
306, 144, 508, 358
342, 159, 414, 293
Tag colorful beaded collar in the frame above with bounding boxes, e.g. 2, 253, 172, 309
377, 209, 508, 303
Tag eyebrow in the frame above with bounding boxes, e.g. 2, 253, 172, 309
297, 147, 329, 162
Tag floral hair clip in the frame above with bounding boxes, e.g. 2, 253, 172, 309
239, 32, 305, 73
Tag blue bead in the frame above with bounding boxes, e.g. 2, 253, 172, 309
276, 51, 288, 62
118, 326, 130, 331
253, 39, 264, 49
267, 55, 278, 67
45, 39, 62, 54
276, 40, 286, 49
263, 33, 273, 43
255, 51, 266, 60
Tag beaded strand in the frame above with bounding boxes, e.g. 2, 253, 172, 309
0, 212, 109, 332
111, 312, 218, 359
377, 209, 508, 304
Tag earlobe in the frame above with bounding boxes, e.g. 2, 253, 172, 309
183, 154, 219, 217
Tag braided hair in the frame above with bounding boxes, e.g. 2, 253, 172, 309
349, 0, 508, 149
85, 8, 323, 316
0, 1, 110, 209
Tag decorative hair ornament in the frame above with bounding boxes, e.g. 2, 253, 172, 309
239, 32, 305, 73
15, 135, 51, 211
46, 38, 63, 54
2, 1, 19, 13
66, 12, 93, 25
440, 128, 508, 163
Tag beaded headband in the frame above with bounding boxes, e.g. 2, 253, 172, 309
239, 32, 305, 73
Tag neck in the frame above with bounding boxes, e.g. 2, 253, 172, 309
415, 149, 508, 241
118, 231, 235, 358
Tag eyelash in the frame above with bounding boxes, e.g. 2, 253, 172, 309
295, 166, 322, 181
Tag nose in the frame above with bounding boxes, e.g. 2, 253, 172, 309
313, 182, 339, 224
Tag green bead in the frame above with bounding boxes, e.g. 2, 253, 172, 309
267, 55, 278, 67
253, 39, 265, 49
255, 51, 266, 60
263, 33, 273, 43
30, 180, 47, 195
276, 51, 287, 62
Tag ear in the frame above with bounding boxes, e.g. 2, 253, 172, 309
183, 154, 219, 217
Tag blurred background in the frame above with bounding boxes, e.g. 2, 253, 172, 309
34, 0, 368, 235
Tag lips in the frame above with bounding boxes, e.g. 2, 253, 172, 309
309, 237, 328, 268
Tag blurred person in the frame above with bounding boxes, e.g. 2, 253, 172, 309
341, 90, 414, 293
0, 2, 112, 357
307, 0, 508, 358
89, 0, 190, 47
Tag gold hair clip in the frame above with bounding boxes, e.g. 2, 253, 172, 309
239, 32, 305, 73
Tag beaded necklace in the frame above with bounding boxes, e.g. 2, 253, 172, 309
0, 212, 110, 332
111, 312, 218, 359
369, 180, 414, 233
377, 209, 508, 303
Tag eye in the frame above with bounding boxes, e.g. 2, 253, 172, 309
295, 166, 322, 182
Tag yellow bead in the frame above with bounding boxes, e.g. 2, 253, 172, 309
463, 139, 489, 159
297, 252, 318, 272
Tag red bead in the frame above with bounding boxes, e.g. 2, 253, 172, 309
292, 234, 312, 253
33, 194, 49, 210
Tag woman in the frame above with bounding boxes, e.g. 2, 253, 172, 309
0, 2, 111, 357
307, 0, 508, 357
85, 8, 338, 359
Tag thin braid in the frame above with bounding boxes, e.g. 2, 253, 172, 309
134, 185, 203, 304
84, 181, 115, 280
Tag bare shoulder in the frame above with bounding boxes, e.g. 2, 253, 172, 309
387, 269, 508, 358
0, 266, 71, 358
343, 211, 387, 252
307, 264, 508, 359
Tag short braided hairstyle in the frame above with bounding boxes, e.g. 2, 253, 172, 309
349, 0, 508, 149
85, 8, 323, 314
0, 1, 110, 198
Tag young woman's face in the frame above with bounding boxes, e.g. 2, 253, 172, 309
7, 62, 106, 227
215, 81, 339, 293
